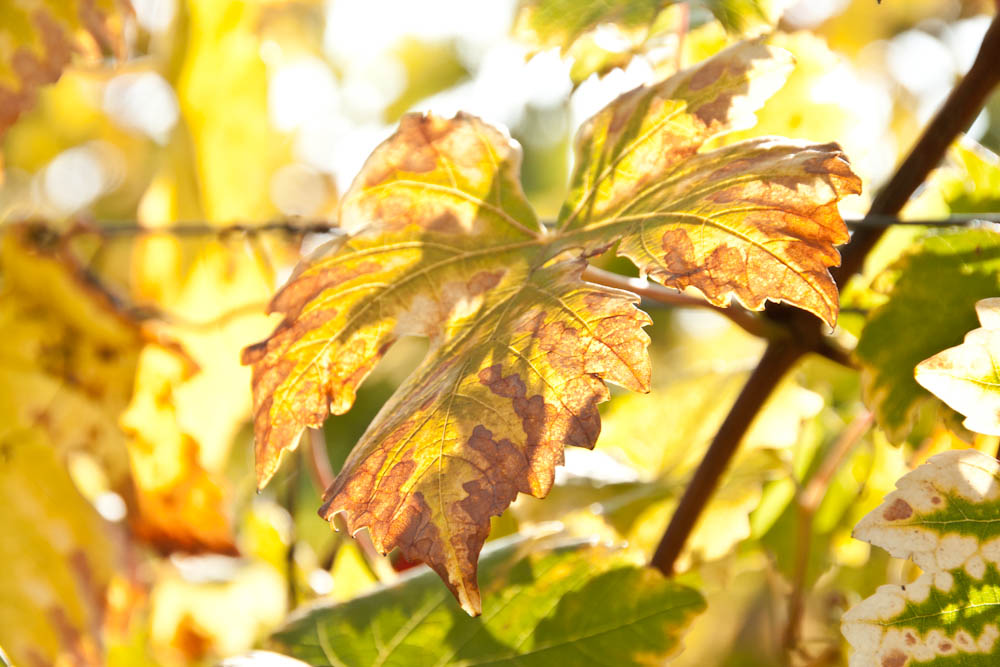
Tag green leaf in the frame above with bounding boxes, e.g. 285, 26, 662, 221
916, 298, 1000, 437
552, 39, 860, 327
842, 449, 1000, 665
856, 229, 1000, 443
269, 537, 705, 666
934, 142, 1000, 215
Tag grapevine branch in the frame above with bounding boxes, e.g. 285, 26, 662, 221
650, 11, 1000, 577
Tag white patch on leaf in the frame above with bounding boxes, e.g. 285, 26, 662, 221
843, 449, 1000, 665
916, 297, 1000, 436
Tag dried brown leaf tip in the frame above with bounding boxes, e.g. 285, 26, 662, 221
0, 0, 131, 139
554, 38, 861, 326
243, 112, 650, 613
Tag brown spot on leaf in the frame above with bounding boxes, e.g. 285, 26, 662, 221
881, 650, 907, 667
883, 498, 913, 521
688, 59, 727, 91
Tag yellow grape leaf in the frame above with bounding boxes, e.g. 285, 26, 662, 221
0, 223, 140, 487
244, 112, 652, 614
0, 0, 130, 176
0, 223, 238, 554
122, 238, 278, 553
149, 560, 286, 662
121, 344, 237, 554
916, 298, 1000, 437
553, 38, 861, 326
0, 434, 116, 667
176, 0, 288, 221
245, 39, 861, 615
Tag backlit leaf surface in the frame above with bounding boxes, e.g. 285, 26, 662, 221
244, 112, 652, 614
842, 449, 1000, 666
553, 39, 860, 327
270, 537, 705, 666
916, 298, 1000, 437
0, 224, 238, 554
513, 0, 767, 54
245, 39, 860, 614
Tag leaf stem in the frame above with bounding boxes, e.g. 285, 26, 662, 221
306, 428, 336, 491
650, 340, 806, 575
306, 429, 398, 583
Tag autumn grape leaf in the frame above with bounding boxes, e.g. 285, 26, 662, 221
244, 39, 861, 615
856, 229, 1000, 443
842, 449, 1000, 666
0, 434, 116, 667
915, 298, 1000, 437
0, 0, 131, 176
0, 223, 238, 554
551, 38, 861, 327
269, 536, 705, 666
121, 344, 238, 554
0, 223, 140, 486
243, 112, 652, 614
512, 0, 772, 84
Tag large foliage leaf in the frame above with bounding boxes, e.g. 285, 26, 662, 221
552, 38, 860, 327
856, 229, 1000, 443
0, 0, 130, 175
244, 39, 859, 614
842, 449, 1000, 666
0, 224, 240, 554
0, 224, 139, 485
244, 112, 652, 614
916, 298, 1000, 437
270, 537, 705, 666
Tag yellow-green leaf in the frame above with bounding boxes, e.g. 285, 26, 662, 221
243, 112, 651, 614
553, 38, 861, 326
842, 449, 1000, 666
916, 298, 1000, 437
